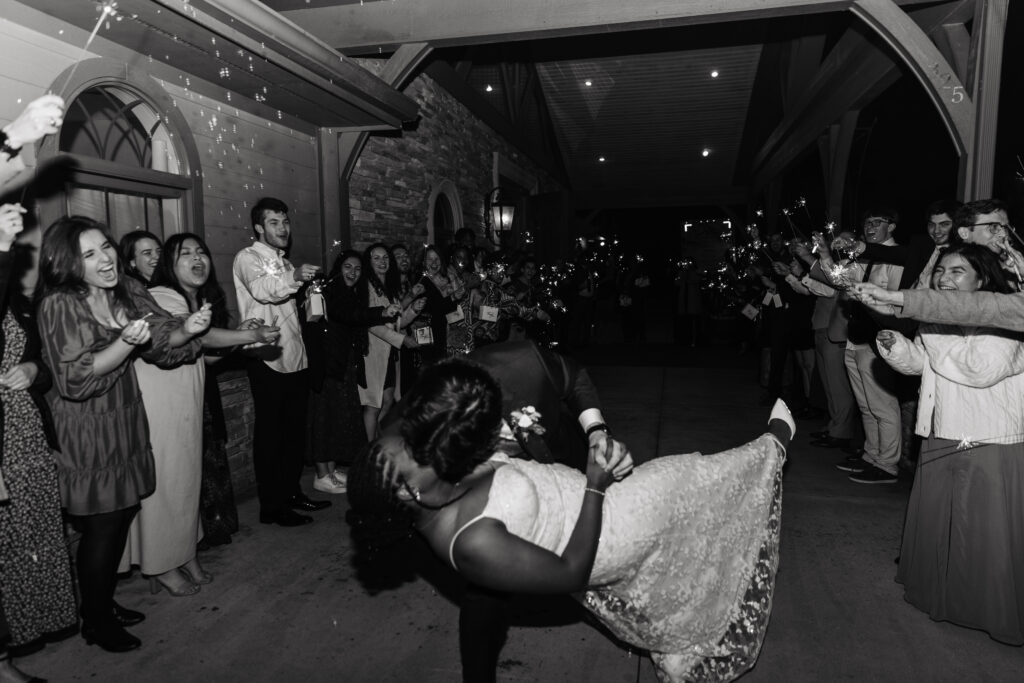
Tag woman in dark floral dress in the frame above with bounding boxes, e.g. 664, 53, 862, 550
0, 205, 77, 680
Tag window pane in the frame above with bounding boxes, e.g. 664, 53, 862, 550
107, 193, 148, 240
67, 187, 107, 224
146, 197, 163, 235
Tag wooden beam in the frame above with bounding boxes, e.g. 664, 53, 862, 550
818, 110, 859, 222
961, 0, 1008, 199
337, 42, 433, 180
750, 0, 972, 191
281, 0, 942, 53
850, 0, 972, 157
933, 23, 971, 82
174, 0, 419, 126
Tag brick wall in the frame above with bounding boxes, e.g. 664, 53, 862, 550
217, 370, 257, 493
349, 60, 563, 249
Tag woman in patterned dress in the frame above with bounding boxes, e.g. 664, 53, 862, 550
0, 204, 76, 682
372, 359, 793, 682
36, 217, 209, 653
0, 96, 75, 683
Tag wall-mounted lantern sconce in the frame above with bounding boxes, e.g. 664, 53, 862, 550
484, 187, 516, 246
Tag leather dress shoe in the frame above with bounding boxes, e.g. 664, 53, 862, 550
81, 620, 141, 653
259, 509, 313, 526
810, 430, 829, 440
811, 436, 851, 449
289, 493, 331, 512
111, 601, 145, 627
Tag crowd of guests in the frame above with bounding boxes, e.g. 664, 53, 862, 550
750, 197, 1024, 645
2, 92, 1023, 682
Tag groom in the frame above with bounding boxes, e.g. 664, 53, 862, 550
377, 340, 633, 682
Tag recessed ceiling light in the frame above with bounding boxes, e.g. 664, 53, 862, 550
598, 156, 606, 162
485, 84, 493, 92
710, 70, 719, 78
701, 148, 711, 157
584, 80, 592, 87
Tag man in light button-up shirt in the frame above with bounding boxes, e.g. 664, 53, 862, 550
233, 197, 326, 527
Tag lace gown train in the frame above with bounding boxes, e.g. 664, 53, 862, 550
477, 433, 785, 682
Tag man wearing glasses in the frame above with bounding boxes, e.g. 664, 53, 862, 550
954, 199, 1024, 288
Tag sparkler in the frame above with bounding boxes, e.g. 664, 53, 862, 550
58, 2, 119, 99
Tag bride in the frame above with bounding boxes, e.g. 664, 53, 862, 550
370, 358, 793, 682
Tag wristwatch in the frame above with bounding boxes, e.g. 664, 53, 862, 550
586, 423, 610, 438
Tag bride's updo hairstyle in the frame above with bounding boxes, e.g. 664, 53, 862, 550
400, 358, 503, 483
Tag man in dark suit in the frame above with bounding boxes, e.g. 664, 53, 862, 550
453, 341, 631, 682
849, 199, 962, 289
361, 340, 631, 682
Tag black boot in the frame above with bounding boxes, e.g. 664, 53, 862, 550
81, 620, 141, 653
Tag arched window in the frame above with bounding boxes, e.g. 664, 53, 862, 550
37, 65, 202, 242
53, 85, 188, 240
427, 180, 463, 247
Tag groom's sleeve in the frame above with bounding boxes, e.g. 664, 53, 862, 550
534, 345, 603, 428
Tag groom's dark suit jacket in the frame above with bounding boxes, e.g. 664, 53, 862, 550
468, 340, 601, 472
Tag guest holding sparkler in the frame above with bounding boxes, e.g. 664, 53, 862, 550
814, 209, 904, 484
306, 249, 395, 494
874, 244, 1024, 644
359, 243, 423, 440
37, 216, 210, 652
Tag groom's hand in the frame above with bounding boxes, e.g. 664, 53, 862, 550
589, 432, 633, 481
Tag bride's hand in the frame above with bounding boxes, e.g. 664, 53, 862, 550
588, 433, 633, 485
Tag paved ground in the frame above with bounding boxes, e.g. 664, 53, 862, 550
19, 347, 1024, 682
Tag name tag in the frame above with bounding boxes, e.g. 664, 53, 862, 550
480, 305, 499, 322
445, 305, 465, 324
414, 326, 434, 345
741, 303, 759, 320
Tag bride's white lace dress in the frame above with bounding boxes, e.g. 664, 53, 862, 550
476, 434, 784, 682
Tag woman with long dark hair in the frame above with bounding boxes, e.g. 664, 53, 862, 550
306, 250, 395, 494
119, 230, 162, 284
358, 243, 423, 440
877, 243, 1024, 644
120, 233, 279, 596
36, 217, 210, 652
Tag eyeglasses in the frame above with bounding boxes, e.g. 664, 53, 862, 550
863, 218, 891, 228
971, 222, 1011, 232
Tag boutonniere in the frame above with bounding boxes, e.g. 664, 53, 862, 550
506, 405, 546, 440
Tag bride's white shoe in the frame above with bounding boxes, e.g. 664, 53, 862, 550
769, 399, 796, 440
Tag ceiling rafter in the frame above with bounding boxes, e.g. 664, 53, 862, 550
278, 0, 943, 54
750, 0, 973, 192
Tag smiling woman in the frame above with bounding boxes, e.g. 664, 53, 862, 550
122, 233, 280, 594
35, 216, 209, 652
877, 243, 1024, 644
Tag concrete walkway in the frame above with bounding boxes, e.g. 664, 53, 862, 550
19, 348, 1024, 681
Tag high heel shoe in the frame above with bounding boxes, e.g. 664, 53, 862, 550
180, 565, 214, 586
148, 574, 200, 597
81, 621, 141, 653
